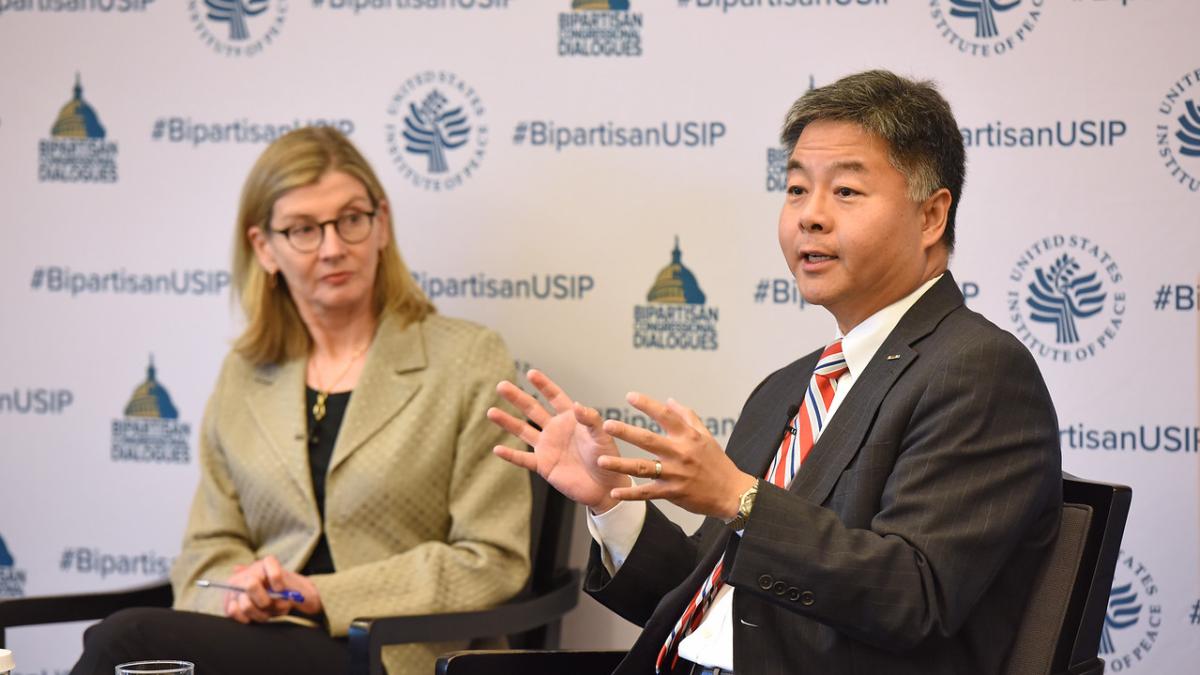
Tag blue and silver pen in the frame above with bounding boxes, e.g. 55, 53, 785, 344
196, 579, 305, 603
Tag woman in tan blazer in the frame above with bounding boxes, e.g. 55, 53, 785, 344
70, 127, 531, 675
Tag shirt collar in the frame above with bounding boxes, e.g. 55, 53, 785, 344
836, 274, 944, 380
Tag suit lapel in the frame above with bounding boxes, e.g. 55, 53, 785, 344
790, 273, 965, 505
328, 314, 426, 474
246, 358, 314, 504
728, 354, 820, 480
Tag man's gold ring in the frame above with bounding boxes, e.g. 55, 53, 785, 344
653, 460, 662, 479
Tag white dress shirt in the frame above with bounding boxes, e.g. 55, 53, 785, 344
587, 274, 944, 670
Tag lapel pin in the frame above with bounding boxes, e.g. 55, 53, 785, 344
886, 354, 901, 361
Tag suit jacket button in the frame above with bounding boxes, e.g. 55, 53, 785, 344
758, 575, 773, 590
772, 581, 787, 596
787, 587, 801, 602
800, 590, 815, 606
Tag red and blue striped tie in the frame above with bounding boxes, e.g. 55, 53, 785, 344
655, 340, 849, 673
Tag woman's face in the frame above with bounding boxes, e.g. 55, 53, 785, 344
249, 170, 390, 319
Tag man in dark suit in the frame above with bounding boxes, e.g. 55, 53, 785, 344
489, 70, 1062, 675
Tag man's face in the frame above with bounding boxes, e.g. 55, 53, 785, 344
778, 120, 947, 332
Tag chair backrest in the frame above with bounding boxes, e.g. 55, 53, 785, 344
1002, 473, 1132, 675
506, 472, 577, 649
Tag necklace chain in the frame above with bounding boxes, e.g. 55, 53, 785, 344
311, 344, 370, 422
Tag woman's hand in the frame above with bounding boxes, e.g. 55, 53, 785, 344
223, 556, 323, 623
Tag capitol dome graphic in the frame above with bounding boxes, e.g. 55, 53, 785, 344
573, 0, 630, 9
646, 236, 707, 305
51, 73, 106, 139
124, 356, 179, 419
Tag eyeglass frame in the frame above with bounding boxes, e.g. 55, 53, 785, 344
268, 207, 378, 253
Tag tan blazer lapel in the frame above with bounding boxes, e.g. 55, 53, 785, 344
329, 314, 426, 474
246, 358, 315, 505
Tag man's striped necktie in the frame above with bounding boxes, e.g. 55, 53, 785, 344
654, 340, 849, 673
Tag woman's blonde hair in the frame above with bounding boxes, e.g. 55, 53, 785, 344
231, 126, 434, 366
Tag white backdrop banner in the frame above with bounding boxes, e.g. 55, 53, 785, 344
1, 1, 1197, 673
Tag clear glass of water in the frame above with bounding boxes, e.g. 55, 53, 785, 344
115, 661, 194, 675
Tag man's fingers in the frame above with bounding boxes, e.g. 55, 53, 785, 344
574, 403, 612, 442
527, 369, 575, 415
626, 392, 691, 436
493, 445, 538, 471
487, 407, 541, 447
495, 381, 551, 428
610, 481, 662, 502
667, 398, 706, 433
603, 419, 675, 456
597, 455, 661, 480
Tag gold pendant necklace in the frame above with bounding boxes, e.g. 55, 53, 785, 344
311, 345, 370, 422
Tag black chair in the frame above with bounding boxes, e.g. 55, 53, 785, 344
434, 473, 1132, 675
0, 473, 579, 675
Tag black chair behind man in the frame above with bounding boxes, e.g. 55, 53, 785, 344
432, 473, 1131, 675
0, 473, 579, 675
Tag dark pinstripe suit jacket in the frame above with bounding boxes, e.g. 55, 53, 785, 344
585, 272, 1062, 675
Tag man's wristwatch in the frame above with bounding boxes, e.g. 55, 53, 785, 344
724, 481, 759, 530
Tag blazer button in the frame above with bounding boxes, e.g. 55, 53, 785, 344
758, 575, 773, 590
772, 581, 787, 596
787, 587, 801, 602
800, 590, 815, 606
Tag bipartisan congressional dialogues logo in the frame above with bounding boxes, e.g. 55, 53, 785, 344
0, 534, 26, 598
1155, 67, 1200, 193
767, 75, 817, 192
39, 73, 118, 184
559, 0, 642, 58
633, 237, 718, 351
929, 0, 1043, 57
1100, 550, 1163, 672
189, 0, 286, 57
110, 356, 192, 464
1006, 234, 1124, 364
386, 70, 486, 191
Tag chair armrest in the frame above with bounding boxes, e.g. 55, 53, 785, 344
436, 649, 625, 675
348, 569, 580, 675
0, 580, 172, 648
1061, 657, 1105, 675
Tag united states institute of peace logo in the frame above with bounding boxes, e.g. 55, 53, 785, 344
0, 533, 26, 598
633, 237, 718, 351
929, 0, 1043, 58
386, 70, 487, 192
189, 0, 287, 57
1098, 550, 1163, 671
1154, 67, 1200, 194
110, 356, 192, 464
39, 73, 118, 184
559, 0, 643, 58
1006, 234, 1124, 364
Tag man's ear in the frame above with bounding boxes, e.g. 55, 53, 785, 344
920, 188, 951, 250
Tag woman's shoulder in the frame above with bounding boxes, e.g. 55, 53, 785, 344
210, 346, 291, 393
392, 313, 513, 369
413, 313, 501, 345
